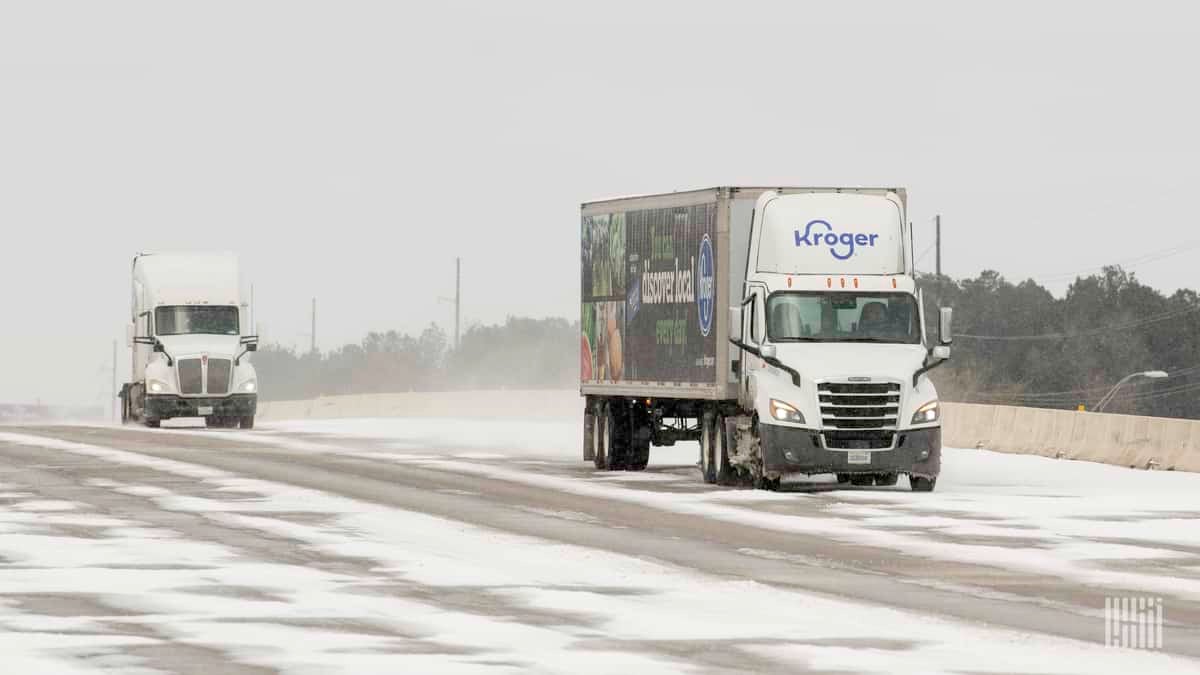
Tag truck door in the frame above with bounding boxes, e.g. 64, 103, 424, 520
739, 283, 768, 408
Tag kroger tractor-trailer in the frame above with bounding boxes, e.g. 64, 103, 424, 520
580, 187, 953, 491
120, 252, 260, 429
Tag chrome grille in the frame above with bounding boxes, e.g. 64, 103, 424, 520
207, 358, 231, 395
819, 381, 900, 449
178, 359, 203, 394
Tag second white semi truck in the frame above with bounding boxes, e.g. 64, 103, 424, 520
120, 252, 260, 429
580, 187, 952, 491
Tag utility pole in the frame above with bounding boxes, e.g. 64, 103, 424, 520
111, 339, 117, 423
935, 214, 942, 277
311, 297, 317, 354
455, 257, 461, 350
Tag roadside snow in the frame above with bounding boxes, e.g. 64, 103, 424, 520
0, 429, 1195, 673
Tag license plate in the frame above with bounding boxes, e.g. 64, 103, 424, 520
847, 450, 871, 465
198, 406, 214, 416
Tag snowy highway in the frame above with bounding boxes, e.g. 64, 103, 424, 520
1, 418, 1199, 674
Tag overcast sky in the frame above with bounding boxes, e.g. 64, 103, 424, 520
3, 1, 1199, 406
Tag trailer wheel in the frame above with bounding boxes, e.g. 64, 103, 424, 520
144, 419, 160, 429
605, 403, 630, 471
713, 415, 735, 485
850, 475, 874, 486
583, 403, 596, 462
699, 412, 716, 484
627, 403, 650, 471
239, 416, 255, 430
910, 476, 936, 492
835, 473, 851, 484
592, 401, 608, 470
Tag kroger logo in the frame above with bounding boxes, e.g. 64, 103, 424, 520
794, 219, 880, 260
696, 234, 715, 337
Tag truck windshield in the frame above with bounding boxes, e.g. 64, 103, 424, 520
155, 306, 240, 336
766, 292, 920, 344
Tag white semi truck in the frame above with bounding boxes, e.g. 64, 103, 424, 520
120, 252, 260, 429
580, 187, 952, 491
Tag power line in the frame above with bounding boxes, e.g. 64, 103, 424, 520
958, 304, 1200, 341
1032, 240, 1200, 284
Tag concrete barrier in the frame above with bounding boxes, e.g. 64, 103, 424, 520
942, 401, 1200, 472
257, 392, 1200, 473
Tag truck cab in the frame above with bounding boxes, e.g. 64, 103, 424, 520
121, 252, 259, 429
729, 189, 951, 490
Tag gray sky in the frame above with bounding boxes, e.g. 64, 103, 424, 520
3, 1, 1199, 406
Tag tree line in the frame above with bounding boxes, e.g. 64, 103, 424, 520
253, 266, 1200, 419
920, 266, 1200, 418
253, 317, 580, 401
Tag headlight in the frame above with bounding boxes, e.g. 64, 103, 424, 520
912, 400, 939, 424
240, 380, 257, 393
147, 379, 169, 394
770, 399, 805, 424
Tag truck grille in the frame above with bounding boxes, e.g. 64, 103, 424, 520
819, 381, 900, 449
178, 359, 203, 394
207, 358, 232, 395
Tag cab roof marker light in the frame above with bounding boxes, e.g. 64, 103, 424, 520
840, 278, 846, 288
853, 278, 859, 288
826, 278, 832, 288
892, 278, 898, 289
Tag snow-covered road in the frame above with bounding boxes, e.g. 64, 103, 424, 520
0, 418, 1197, 674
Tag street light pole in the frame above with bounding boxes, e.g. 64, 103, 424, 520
1094, 370, 1168, 412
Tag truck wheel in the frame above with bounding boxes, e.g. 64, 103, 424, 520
835, 473, 851, 484
910, 476, 936, 492
583, 405, 596, 462
605, 403, 630, 471
239, 416, 255, 430
850, 475, 874, 486
627, 403, 650, 471
875, 472, 899, 487
145, 419, 161, 429
699, 413, 716, 484
592, 402, 608, 470
713, 415, 734, 485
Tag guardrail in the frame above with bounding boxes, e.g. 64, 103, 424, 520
257, 392, 1199, 473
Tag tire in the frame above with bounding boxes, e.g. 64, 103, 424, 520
239, 416, 255, 430
144, 419, 160, 429
592, 401, 608, 470
875, 472, 899, 487
910, 476, 936, 492
605, 402, 630, 471
583, 406, 596, 462
627, 404, 650, 471
699, 413, 716, 484
835, 473, 851, 484
713, 415, 734, 485
850, 475, 874, 486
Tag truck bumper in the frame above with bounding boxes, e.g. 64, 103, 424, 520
760, 424, 940, 478
145, 394, 258, 420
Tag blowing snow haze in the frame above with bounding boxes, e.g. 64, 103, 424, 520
2, 1, 1199, 406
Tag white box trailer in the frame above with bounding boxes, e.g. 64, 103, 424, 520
120, 252, 260, 428
580, 187, 952, 490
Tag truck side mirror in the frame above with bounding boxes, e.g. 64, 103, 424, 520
931, 344, 950, 361
938, 307, 953, 345
729, 307, 743, 342
125, 323, 134, 348
152, 341, 164, 353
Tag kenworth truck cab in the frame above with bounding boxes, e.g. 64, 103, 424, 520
580, 186, 951, 491
120, 252, 259, 429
